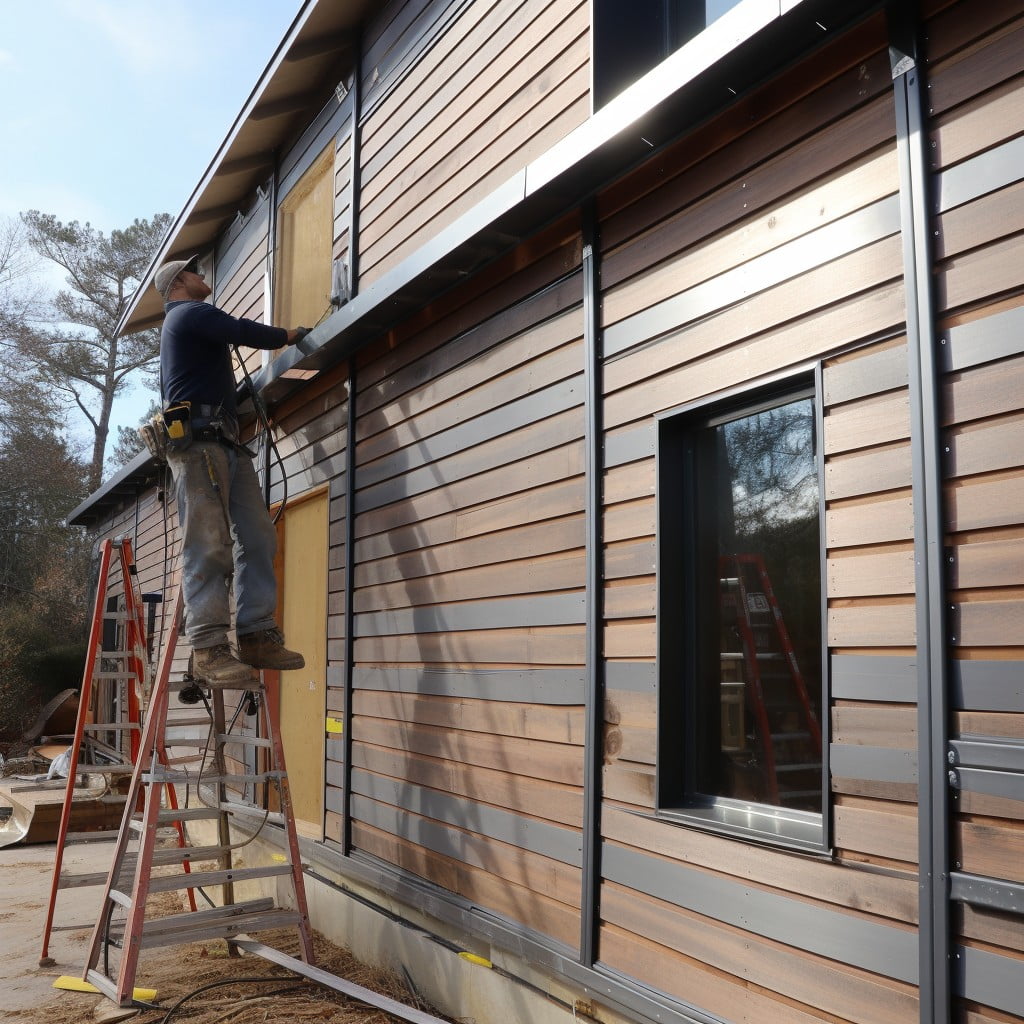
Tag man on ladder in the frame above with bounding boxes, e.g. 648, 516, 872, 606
148, 255, 309, 685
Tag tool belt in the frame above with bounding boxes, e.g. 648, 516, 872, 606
138, 402, 247, 463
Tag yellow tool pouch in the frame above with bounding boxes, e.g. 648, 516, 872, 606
137, 402, 192, 463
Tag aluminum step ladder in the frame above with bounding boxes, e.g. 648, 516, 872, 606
81, 589, 315, 1007
39, 537, 196, 966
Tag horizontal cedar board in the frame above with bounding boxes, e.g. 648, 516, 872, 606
953, 600, 1024, 646
352, 690, 585, 744
938, 233, 1024, 314
600, 924, 836, 1024
601, 883, 917, 1024
826, 491, 915, 548
599, 31, 893, 248
951, 535, 1024, 589
601, 805, 917, 921
604, 499, 656, 544
356, 229, 581, 397
361, 90, 589, 285
604, 539, 656, 580
956, 818, 1024, 883
828, 602, 917, 647
944, 354, 1024, 426
352, 625, 585, 666
351, 795, 583, 906
834, 800, 918, 863
605, 220, 900, 396
603, 688, 656, 730
823, 339, 909, 406
604, 460, 655, 506
959, 902, 1024, 955
604, 620, 656, 660
354, 440, 586, 538
603, 761, 656, 809
351, 820, 580, 949
218, 243, 267, 314
355, 551, 585, 612
825, 442, 913, 501
935, 180, 1024, 262
602, 140, 897, 326
354, 403, 585, 514
832, 704, 918, 746
930, 74, 1024, 170
356, 310, 582, 449
827, 547, 916, 597
353, 716, 583, 786
926, 9, 1024, 120
944, 414, 1024, 478
825, 390, 911, 456
602, 276, 905, 428
355, 515, 584, 587
947, 472, 1024, 531
361, 4, 587, 224
355, 477, 585, 562
352, 743, 583, 827
356, 338, 584, 467
603, 582, 656, 621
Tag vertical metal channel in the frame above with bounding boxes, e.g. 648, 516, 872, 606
888, 6, 950, 1022
346, 35, 362, 302
341, 358, 357, 856
579, 201, 604, 965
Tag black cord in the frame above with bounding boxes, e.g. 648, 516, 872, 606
136, 974, 300, 1023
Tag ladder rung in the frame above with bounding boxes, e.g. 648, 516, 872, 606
99, 650, 132, 658
219, 734, 272, 749
92, 672, 138, 680
142, 897, 274, 936
167, 676, 262, 692
84, 970, 118, 1001
144, 768, 284, 785
60, 855, 137, 890
219, 800, 284, 824
66, 829, 123, 843
150, 843, 236, 866
109, 889, 133, 909
82, 722, 140, 731
167, 716, 214, 728
143, 863, 294, 893
140, 903, 300, 949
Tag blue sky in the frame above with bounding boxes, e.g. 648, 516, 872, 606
0, 0, 304, 450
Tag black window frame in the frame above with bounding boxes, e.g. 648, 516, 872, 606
655, 366, 830, 853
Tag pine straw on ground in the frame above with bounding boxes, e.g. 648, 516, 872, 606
22, 890, 456, 1024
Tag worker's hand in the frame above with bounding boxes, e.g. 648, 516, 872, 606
287, 326, 312, 344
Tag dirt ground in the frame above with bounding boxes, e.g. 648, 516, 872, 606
0, 841, 455, 1024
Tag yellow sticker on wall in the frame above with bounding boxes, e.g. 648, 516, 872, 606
326, 716, 344, 734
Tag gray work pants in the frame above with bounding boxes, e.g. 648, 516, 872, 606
166, 442, 278, 649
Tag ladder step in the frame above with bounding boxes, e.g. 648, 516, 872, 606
150, 843, 237, 866
82, 722, 140, 731
128, 807, 222, 831
139, 902, 301, 949
144, 768, 285, 786
92, 672, 139, 680
60, 855, 137, 890
84, 969, 119, 1002
220, 800, 285, 825
143, 863, 294, 893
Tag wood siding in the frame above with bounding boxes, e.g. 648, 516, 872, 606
356, 0, 589, 288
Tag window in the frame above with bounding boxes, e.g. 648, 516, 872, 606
275, 143, 334, 330
657, 376, 827, 850
593, 0, 745, 109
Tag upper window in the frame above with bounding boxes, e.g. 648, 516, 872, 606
657, 376, 827, 851
275, 143, 334, 330
593, 0, 744, 109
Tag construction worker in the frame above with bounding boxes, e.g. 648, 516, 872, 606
154, 254, 307, 685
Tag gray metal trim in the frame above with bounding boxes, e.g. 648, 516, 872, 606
950, 871, 1024, 915
353, 591, 585, 637
355, 375, 585, 489
603, 196, 901, 358
950, 735, 1024, 773
940, 303, 1024, 373
829, 744, 918, 783
341, 359, 357, 855
951, 659, 1024, 712
831, 654, 918, 702
278, 91, 350, 200
581, 204, 602, 966
954, 942, 1024, 1016
953, 766, 1024, 803
352, 666, 586, 704
605, 661, 656, 693
604, 422, 656, 469
602, 842, 918, 984
935, 131, 1024, 215
350, 769, 583, 867
890, 13, 949, 1023
347, 34, 361, 298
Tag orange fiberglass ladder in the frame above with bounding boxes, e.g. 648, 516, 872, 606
80, 588, 315, 1007
719, 553, 822, 805
39, 537, 197, 967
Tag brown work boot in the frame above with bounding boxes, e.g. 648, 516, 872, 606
191, 643, 256, 686
237, 627, 305, 671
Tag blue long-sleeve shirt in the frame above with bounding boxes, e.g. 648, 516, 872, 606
160, 300, 287, 418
